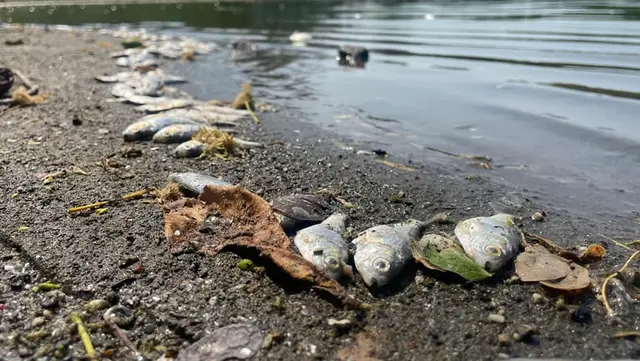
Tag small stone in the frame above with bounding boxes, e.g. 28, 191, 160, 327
327, 318, 351, 328
532, 293, 543, 304
143, 323, 155, 334
414, 275, 425, 285
31, 317, 46, 328
85, 299, 109, 313
497, 334, 510, 345
531, 211, 546, 222
571, 305, 592, 324
488, 314, 505, 323
103, 305, 135, 327
555, 297, 566, 310
98, 128, 109, 135
513, 324, 536, 343
42, 310, 53, 319
72, 115, 83, 126
105, 291, 119, 305
41, 291, 63, 310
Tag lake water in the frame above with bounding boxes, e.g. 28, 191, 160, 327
3, 0, 640, 217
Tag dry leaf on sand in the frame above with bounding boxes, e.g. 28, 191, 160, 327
162, 184, 361, 308
515, 244, 571, 282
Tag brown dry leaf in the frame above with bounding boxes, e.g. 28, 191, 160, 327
523, 231, 582, 263
539, 261, 590, 291
515, 244, 572, 282
162, 184, 361, 308
579, 244, 606, 263
337, 330, 381, 361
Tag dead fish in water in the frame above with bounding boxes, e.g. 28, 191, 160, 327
454, 213, 523, 273
270, 194, 334, 233
152, 124, 237, 144
135, 99, 195, 113
111, 83, 136, 98
353, 219, 423, 288
123, 114, 200, 142
174, 139, 205, 158
168, 172, 232, 195
294, 213, 352, 281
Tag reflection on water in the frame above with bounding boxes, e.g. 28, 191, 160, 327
3, 0, 640, 216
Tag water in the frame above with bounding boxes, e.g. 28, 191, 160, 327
3, 0, 640, 216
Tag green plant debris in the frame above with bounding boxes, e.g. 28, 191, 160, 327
70, 312, 96, 360
31, 282, 60, 292
25, 328, 48, 340
237, 259, 256, 271
84, 299, 109, 313
17, 226, 29, 232
95, 208, 108, 216
411, 235, 492, 282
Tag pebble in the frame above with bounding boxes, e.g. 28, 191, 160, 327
42, 310, 53, 319
555, 297, 566, 310
513, 324, 536, 343
103, 305, 135, 326
31, 317, 46, 328
41, 291, 63, 310
531, 293, 543, 304
143, 323, 156, 334
498, 333, 510, 345
531, 211, 546, 221
488, 314, 506, 323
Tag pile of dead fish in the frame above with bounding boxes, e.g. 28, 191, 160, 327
93, 29, 263, 158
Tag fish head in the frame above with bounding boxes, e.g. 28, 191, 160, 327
354, 243, 397, 288
312, 247, 348, 280
469, 234, 512, 273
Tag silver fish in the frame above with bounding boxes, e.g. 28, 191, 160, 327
168, 172, 232, 195
122, 114, 199, 142
135, 99, 195, 113
121, 95, 170, 105
134, 72, 165, 96
95, 71, 139, 83
111, 83, 136, 98
454, 213, 522, 273
174, 140, 205, 158
152, 124, 236, 144
294, 213, 352, 280
196, 104, 250, 116
353, 219, 424, 288
115, 57, 130, 67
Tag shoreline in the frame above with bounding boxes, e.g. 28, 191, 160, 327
0, 26, 638, 360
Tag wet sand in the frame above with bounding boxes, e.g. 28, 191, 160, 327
0, 26, 638, 361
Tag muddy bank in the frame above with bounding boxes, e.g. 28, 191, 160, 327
0, 27, 638, 361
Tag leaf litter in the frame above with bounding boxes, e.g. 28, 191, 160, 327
161, 184, 363, 308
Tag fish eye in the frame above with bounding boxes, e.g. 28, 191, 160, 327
372, 257, 390, 273
484, 245, 503, 257
324, 256, 340, 269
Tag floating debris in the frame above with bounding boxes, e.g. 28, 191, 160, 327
353, 219, 423, 288
454, 214, 523, 273
294, 213, 352, 281
175, 323, 262, 361
338, 46, 369, 68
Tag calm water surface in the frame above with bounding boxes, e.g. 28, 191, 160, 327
3, 0, 640, 216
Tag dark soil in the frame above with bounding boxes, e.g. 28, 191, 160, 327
0, 26, 638, 361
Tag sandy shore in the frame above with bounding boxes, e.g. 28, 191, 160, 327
0, 26, 638, 360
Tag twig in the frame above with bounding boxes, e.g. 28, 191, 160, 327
70, 312, 97, 360
601, 250, 640, 316
13, 69, 34, 89
105, 319, 143, 360
599, 233, 634, 251
612, 330, 640, 339
67, 201, 110, 214
122, 188, 150, 201
245, 101, 260, 124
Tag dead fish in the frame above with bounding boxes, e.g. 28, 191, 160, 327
135, 99, 195, 113
270, 194, 334, 233
174, 139, 205, 158
110, 48, 141, 58
134, 72, 165, 96
121, 95, 170, 105
454, 213, 523, 273
153, 124, 236, 144
111, 83, 136, 98
95, 71, 139, 83
196, 104, 250, 116
353, 219, 424, 288
168, 172, 232, 195
294, 213, 352, 280
123, 114, 200, 142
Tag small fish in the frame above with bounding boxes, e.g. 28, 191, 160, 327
353, 219, 423, 288
271, 194, 333, 233
95, 71, 139, 83
121, 95, 170, 105
111, 83, 135, 98
122, 114, 199, 142
134, 72, 165, 96
454, 213, 522, 273
153, 124, 235, 144
168, 172, 232, 195
197, 104, 250, 116
174, 139, 205, 158
135, 99, 195, 113
294, 213, 352, 280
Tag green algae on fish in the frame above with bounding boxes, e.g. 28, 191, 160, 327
411, 234, 492, 282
